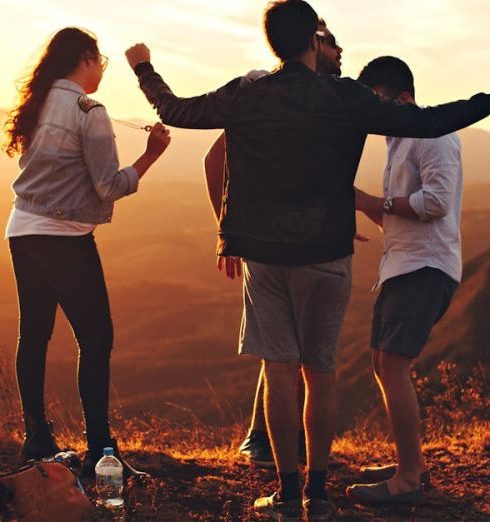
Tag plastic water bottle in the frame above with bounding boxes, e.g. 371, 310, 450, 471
95, 447, 124, 517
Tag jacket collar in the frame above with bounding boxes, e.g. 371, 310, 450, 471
52, 79, 86, 95
277, 60, 316, 74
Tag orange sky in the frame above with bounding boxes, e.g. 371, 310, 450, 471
0, 1, 489, 131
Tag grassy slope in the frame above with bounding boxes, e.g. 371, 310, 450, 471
0, 418, 489, 521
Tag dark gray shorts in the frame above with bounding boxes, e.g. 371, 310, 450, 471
239, 257, 352, 372
371, 267, 458, 359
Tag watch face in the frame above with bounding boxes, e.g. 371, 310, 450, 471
383, 197, 393, 213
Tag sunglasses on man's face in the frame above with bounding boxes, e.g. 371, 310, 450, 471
99, 54, 109, 71
315, 31, 339, 49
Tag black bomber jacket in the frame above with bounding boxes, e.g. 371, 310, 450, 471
135, 61, 490, 265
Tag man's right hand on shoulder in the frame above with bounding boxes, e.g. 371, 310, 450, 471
125, 43, 151, 70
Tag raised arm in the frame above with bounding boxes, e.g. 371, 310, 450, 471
126, 44, 239, 129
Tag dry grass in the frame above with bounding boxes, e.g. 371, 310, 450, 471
0, 360, 488, 521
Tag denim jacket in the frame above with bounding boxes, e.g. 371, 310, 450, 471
12, 79, 139, 224
135, 61, 490, 265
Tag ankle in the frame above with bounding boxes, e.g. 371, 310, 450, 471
397, 461, 426, 476
278, 471, 301, 501
391, 472, 421, 489
304, 469, 328, 500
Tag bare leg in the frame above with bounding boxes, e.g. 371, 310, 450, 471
249, 366, 305, 433
249, 366, 267, 432
263, 360, 300, 473
378, 351, 427, 494
302, 367, 337, 471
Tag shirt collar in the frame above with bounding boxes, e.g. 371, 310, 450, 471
52, 79, 86, 95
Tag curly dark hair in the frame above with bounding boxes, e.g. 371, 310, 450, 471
3, 27, 99, 157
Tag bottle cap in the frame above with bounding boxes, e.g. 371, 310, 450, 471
103, 447, 114, 456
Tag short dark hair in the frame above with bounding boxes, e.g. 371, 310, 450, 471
264, 1, 319, 61
358, 56, 415, 98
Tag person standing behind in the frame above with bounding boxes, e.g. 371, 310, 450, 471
347, 56, 462, 505
3, 27, 170, 479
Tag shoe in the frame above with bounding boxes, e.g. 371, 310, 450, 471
360, 464, 431, 490
21, 420, 62, 462
238, 430, 275, 467
302, 496, 336, 521
81, 437, 149, 482
254, 492, 302, 521
346, 481, 423, 506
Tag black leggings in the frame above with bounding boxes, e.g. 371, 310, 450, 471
9, 233, 113, 448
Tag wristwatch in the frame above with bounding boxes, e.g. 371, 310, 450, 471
383, 196, 394, 214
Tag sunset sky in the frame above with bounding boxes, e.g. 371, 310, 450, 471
0, 0, 489, 131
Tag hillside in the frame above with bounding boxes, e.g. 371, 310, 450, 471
0, 126, 489, 429
419, 248, 490, 372
0, 117, 489, 521
0, 364, 488, 521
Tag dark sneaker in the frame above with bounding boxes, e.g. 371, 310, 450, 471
346, 481, 424, 506
81, 437, 149, 482
303, 496, 336, 521
21, 420, 62, 462
238, 430, 274, 467
360, 464, 431, 490
254, 492, 302, 521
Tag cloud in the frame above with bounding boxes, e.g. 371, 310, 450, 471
0, 0, 488, 131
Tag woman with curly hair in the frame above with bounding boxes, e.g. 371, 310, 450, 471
4, 27, 171, 479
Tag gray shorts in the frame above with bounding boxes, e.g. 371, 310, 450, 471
371, 267, 458, 359
239, 257, 352, 372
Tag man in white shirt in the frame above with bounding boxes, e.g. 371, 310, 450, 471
347, 56, 462, 505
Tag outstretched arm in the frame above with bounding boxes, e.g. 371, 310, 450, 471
339, 78, 490, 138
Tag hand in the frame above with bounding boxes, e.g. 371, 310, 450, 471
145, 123, 171, 158
367, 208, 384, 228
355, 187, 384, 227
354, 187, 370, 212
125, 43, 151, 69
217, 256, 242, 280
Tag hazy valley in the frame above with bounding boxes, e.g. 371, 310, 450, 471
0, 125, 489, 428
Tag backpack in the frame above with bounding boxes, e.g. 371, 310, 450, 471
0, 461, 91, 521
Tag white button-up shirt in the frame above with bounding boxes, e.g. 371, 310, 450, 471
379, 133, 463, 286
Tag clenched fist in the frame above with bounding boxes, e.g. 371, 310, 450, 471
146, 122, 171, 158
125, 43, 151, 69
